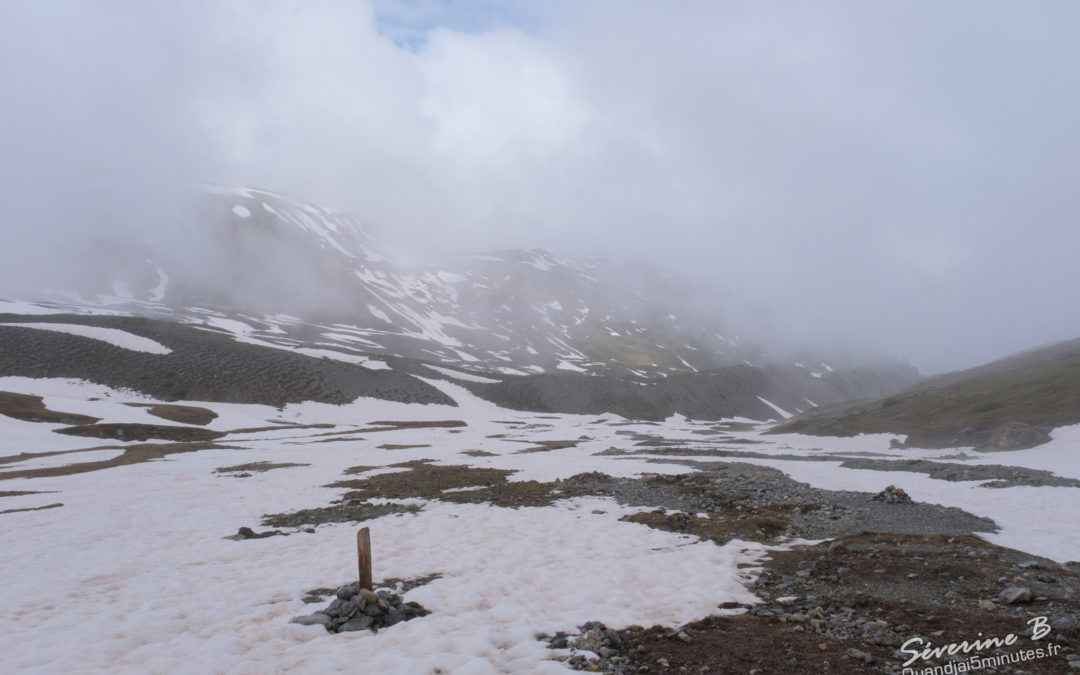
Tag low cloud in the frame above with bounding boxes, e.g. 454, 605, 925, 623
2, 1, 1077, 373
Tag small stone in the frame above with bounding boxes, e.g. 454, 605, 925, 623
291, 612, 333, 627
383, 608, 405, 626
336, 585, 358, 600
978, 599, 997, 612
1035, 573, 1057, 583
676, 631, 691, 643
358, 588, 379, 603
998, 587, 1033, 604
1052, 617, 1078, 631
339, 615, 374, 632
818, 642, 828, 651
605, 628, 622, 647
363, 602, 383, 617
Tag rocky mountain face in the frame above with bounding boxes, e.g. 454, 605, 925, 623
0, 186, 919, 419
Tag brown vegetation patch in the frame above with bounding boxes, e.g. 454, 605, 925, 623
214, 461, 309, 475
367, 420, 466, 429
225, 423, 335, 435
308, 436, 367, 444
461, 450, 497, 457
0, 441, 234, 479
440, 480, 561, 508
261, 501, 421, 529
342, 465, 378, 475
0, 502, 64, 515
54, 423, 224, 442
125, 403, 218, 425
506, 439, 580, 453
0, 391, 99, 425
376, 443, 431, 450
622, 505, 793, 545
327, 460, 514, 500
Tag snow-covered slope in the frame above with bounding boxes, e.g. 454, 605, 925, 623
25, 186, 912, 384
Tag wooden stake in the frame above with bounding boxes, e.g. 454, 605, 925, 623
357, 527, 372, 591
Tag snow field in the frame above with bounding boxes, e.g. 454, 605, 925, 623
1, 376, 1079, 672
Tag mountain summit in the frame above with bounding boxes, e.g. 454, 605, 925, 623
0, 186, 918, 419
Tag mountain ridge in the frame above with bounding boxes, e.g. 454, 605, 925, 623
0, 186, 919, 419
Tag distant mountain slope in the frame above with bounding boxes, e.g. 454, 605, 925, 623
769, 338, 1080, 448
462, 362, 918, 421
0, 185, 920, 419
63, 185, 878, 378
0, 314, 453, 408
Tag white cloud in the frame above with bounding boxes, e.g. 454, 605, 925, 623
2, 0, 1079, 373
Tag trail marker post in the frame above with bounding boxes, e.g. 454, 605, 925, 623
357, 527, 372, 591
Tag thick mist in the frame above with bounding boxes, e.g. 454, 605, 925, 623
2, 1, 1078, 374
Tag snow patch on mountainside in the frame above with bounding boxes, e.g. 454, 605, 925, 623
3, 323, 172, 355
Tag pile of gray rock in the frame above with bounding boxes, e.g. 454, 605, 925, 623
291, 585, 428, 633
542, 621, 629, 671
872, 485, 913, 504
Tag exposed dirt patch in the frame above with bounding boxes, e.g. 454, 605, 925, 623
506, 439, 580, 453
440, 480, 562, 508
342, 465, 378, 475
125, 403, 218, 425
0, 447, 113, 468
214, 461, 309, 476
0, 441, 235, 479
327, 460, 515, 500
309, 436, 367, 444
54, 423, 225, 442
224, 526, 285, 540
0, 502, 64, 515
0, 490, 55, 497
376, 443, 431, 450
461, 450, 497, 457
225, 423, 335, 435
556, 533, 1078, 674
756, 533, 1080, 625
367, 420, 467, 429
261, 501, 421, 529
324, 460, 570, 508
622, 504, 795, 545
0, 391, 100, 425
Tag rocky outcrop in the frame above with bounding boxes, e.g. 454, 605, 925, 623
978, 421, 1053, 451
